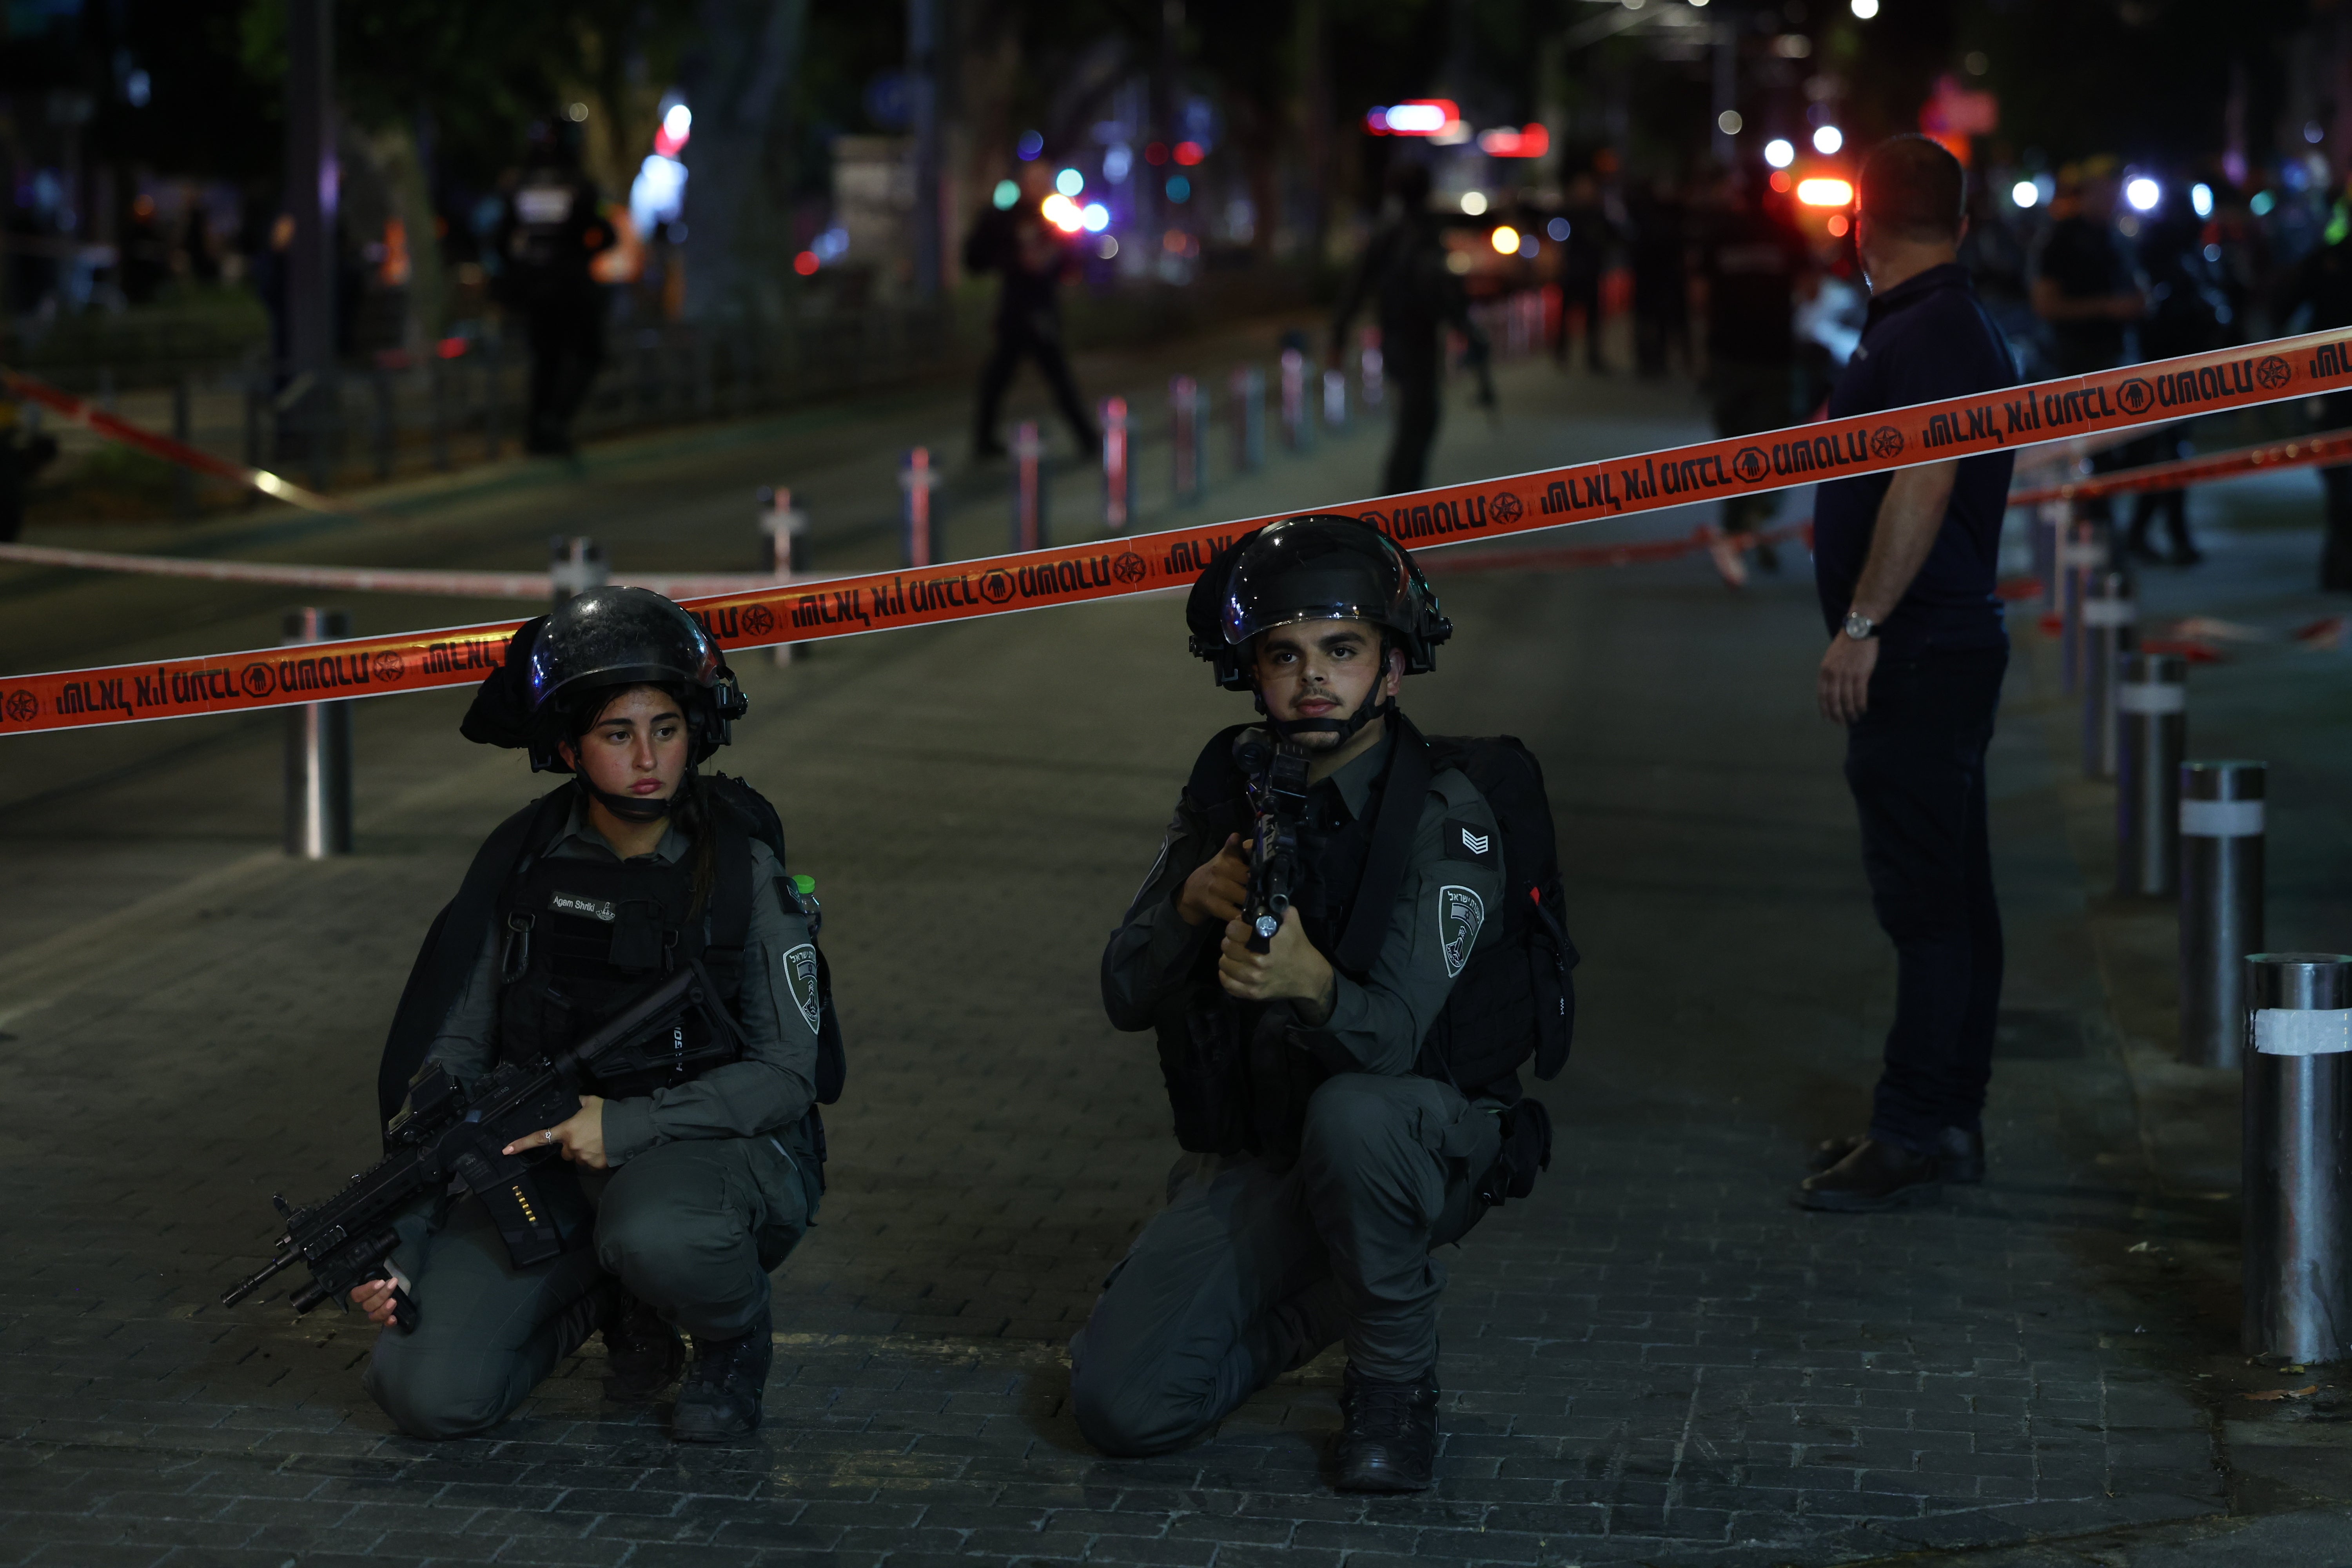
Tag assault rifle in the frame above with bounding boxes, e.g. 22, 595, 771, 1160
221, 962, 733, 1332
1232, 730, 1310, 954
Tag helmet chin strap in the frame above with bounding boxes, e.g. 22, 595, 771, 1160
1259, 682, 1389, 747
582, 763, 692, 824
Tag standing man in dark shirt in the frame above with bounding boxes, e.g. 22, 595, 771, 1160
1800, 136, 2019, 1213
1695, 176, 1812, 573
2031, 162, 2145, 518
1627, 177, 1690, 379
494, 121, 614, 459
967, 164, 1099, 461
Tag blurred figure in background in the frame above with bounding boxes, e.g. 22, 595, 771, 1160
2276, 183, 2352, 591
1331, 162, 1485, 495
967, 163, 1098, 461
0, 397, 56, 542
1694, 171, 1813, 577
1550, 172, 1615, 374
495, 120, 613, 458
2031, 159, 2145, 518
2123, 192, 2230, 566
1627, 176, 1690, 379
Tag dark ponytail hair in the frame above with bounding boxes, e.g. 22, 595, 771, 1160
568, 680, 720, 915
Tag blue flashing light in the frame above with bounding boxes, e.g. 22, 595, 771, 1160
992, 180, 1019, 210
1055, 167, 1085, 197
1166, 174, 1191, 203
1016, 130, 1044, 161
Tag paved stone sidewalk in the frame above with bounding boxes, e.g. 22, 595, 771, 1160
3, 361, 2346, 1566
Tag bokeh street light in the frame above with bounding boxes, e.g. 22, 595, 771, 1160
1812, 125, 1843, 155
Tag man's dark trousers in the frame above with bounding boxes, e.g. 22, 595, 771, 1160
1844, 646, 2007, 1150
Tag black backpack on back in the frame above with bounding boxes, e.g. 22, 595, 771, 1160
1412, 733, 1578, 1100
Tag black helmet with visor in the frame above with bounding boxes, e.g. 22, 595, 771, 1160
1184, 514, 1450, 741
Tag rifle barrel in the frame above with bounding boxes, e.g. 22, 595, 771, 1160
220, 1246, 300, 1308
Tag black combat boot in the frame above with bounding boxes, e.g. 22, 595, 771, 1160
1334, 1363, 1440, 1492
671, 1307, 773, 1443
1807, 1126, 1984, 1185
1795, 1136, 1942, 1212
601, 1288, 685, 1402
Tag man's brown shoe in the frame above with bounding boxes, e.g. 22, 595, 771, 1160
1795, 1137, 1942, 1213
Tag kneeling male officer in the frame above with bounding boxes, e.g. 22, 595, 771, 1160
1075, 515, 1573, 1490
353, 587, 840, 1442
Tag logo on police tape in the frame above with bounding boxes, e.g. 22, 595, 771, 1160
370, 651, 405, 682
2257, 354, 2293, 391
978, 568, 1014, 604
2118, 377, 2154, 415
1490, 491, 1523, 523
742, 605, 775, 637
240, 663, 275, 698
1869, 426, 1906, 460
2, 690, 34, 723
1111, 550, 1147, 585
1439, 884, 1485, 978
1734, 447, 1768, 483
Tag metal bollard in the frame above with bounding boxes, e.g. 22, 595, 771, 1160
1322, 367, 1348, 434
283, 608, 353, 860
2180, 760, 2266, 1068
1169, 376, 1203, 506
1011, 421, 1049, 550
1231, 365, 1265, 472
172, 375, 197, 516
1279, 348, 1312, 452
2059, 517, 2107, 694
2115, 653, 2186, 897
2241, 952, 2352, 1364
1359, 330, 1384, 412
2033, 500, 2064, 611
2080, 571, 2135, 780
1102, 397, 1133, 532
549, 535, 609, 604
757, 488, 806, 666
900, 447, 938, 566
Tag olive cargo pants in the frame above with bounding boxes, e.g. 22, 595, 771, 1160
1069, 1073, 1499, 1457
364, 1134, 813, 1440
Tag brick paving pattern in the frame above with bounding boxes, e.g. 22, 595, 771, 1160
6, 358, 2334, 1566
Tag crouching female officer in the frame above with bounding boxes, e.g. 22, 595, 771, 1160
352, 587, 840, 1443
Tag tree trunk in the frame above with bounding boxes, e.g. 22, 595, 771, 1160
679, 0, 809, 323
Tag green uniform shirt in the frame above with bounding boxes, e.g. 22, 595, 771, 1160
1103, 729, 1504, 1078
425, 799, 821, 1166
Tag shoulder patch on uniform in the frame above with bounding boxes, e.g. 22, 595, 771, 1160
780, 943, 822, 1036
1438, 885, 1485, 978
1443, 818, 1495, 862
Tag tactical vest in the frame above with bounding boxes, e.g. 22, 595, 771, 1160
1158, 714, 1575, 1167
493, 802, 760, 1100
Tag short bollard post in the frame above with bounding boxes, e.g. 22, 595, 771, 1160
1358, 329, 1384, 412
2080, 571, 2135, 780
1231, 365, 1265, 472
283, 607, 353, 860
757, 487, 807, 666
1102, 397, 1133, 531
2115, 653, 2186, 897
900, 446, 938, 567
1010, 421, 1048, 550
2033, 500, 2064, 611
548, 535, 608, 605
2059, 517, 2107, 695
758, 486, 808, 577
1279, 348, 1312, 452
2180, 760, 2266, 1068
2241, 952, 2352, 1364
173, 375, 198, 515
1169, 376, 1202, 506
1321, 367, 1348, 434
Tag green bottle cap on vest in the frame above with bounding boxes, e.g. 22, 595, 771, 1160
791, 874, 816, 896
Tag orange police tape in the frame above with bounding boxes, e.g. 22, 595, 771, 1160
2007, 427, 2352, 508
7, 325, 2352, 738
0, 365, 351, 515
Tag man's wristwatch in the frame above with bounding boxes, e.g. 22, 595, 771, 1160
1842, 610, 1878, 642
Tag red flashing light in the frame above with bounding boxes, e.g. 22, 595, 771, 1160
1769, 169, 1793, 193
653, 127, 685, 159
435, 336, 468, 360
793, 251, 820, 276
1173, 140, 1203, 166
1476, 124, 1550, 159
1826, 213, 1851, 237
1145, 142, 1169, 165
